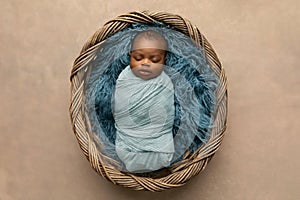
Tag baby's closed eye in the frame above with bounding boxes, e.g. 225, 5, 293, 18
150, 56, 162, 63
133, 55, 143, 61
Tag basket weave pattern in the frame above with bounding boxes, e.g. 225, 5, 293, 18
69, 11, 227, 192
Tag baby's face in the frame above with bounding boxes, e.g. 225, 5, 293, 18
130, 38, 166, 80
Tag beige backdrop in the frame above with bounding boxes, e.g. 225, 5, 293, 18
1, 0, 299, 199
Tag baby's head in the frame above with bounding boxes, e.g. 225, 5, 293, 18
129, 30, 167, 80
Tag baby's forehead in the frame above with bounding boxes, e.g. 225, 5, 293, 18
131, 37, 167, 51
131, 31, 167, 50
131, 48, 166, 56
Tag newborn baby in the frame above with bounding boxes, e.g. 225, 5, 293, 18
113, 30, 175, 172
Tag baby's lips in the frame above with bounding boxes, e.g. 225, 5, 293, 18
138, 69, 152, 75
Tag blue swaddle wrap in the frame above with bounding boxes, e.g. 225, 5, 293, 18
114, 65, 175, 172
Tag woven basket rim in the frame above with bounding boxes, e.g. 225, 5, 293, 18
69, 10, 228, 192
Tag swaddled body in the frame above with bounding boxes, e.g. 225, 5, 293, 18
114, 65, 175, 172
114, 30, 175, 172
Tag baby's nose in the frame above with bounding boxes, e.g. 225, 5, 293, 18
141, 58, 151, 66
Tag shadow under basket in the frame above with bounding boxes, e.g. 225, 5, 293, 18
69, 11, 228, 192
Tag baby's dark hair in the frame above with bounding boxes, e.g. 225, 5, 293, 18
131, 30, 168, 51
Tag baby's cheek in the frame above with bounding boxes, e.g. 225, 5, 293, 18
130, 60, 139, 68
130, 63, 136, 69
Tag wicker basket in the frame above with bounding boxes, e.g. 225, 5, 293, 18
69, 11, 228, 192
